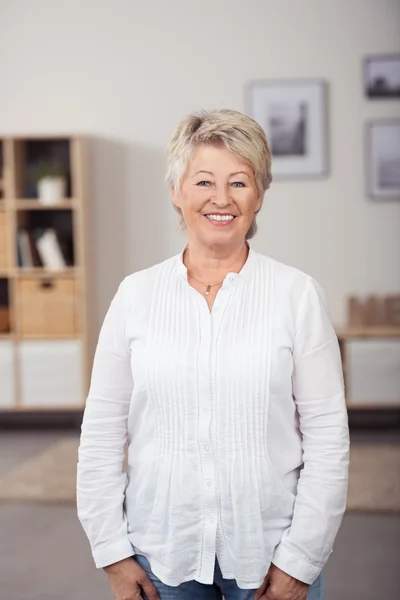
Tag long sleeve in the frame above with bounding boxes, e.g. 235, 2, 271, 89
77, 278, 135, 569
272, 277, 350, 584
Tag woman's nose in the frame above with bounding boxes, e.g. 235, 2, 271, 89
212, 186, 231, 207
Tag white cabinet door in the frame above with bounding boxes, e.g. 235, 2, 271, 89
20, 340, 84, 408
348, 340, 400, 406
0, 341, 15, 407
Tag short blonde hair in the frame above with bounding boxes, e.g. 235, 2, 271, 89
166, 109, 272, 239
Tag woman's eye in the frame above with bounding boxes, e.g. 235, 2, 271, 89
197, 180, 211, 187
231, 181, 245, 188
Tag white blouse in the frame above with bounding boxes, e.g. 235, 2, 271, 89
77, 247, 350, 589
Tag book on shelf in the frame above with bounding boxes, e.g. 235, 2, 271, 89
35, 229, 66, 270
17, 227, 71, 271
17, 229, 34, 268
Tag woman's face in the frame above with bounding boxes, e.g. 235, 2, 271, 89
171, 144, 261, 250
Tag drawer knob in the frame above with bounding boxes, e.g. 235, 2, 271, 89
40, 279, 54, 289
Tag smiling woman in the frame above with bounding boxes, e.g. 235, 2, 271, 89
171, 144, 262, 260
77, 109, 349, 600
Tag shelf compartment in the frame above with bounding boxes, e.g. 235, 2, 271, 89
0, 278, 11, 335
16, 209, 75, 269
13, 138, 73, 200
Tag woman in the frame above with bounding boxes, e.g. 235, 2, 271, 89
77, 109, 350, 600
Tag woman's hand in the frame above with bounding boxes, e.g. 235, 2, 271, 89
104, 557, 160, 600
254, 564, 309, 600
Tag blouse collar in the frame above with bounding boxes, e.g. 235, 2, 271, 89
176, 243, 256, 285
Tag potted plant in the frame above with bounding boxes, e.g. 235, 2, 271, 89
29, 159, 67, 205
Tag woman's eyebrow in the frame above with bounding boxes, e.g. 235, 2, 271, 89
191, 170, 214, 177
230, 171, 250, 178
191, 170, 250, 177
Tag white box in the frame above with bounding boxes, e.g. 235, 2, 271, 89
0, 341, 15, 407
348, 340, 400, 406
20, 340, 84, 408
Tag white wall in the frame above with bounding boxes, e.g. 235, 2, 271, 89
1, 0, 399, 328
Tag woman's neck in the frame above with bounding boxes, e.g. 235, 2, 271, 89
183, 240, 249, 281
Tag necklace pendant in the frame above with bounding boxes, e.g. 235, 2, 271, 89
205, 285, 211, 295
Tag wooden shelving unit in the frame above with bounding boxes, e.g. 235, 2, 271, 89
0, 136, 92, 412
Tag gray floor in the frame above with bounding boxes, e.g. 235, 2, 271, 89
0, 430, 399, 600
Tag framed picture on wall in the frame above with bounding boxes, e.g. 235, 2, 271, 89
363, 55, 400, 99
245, 79, 329, 179
366, 120, 400, 201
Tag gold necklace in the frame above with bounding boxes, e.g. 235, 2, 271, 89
187, 271, 224, 296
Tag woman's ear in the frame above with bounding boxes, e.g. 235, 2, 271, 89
170, 185, 181, 209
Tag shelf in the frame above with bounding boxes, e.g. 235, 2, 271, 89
15, 267, 79, 278
15, 199, 77, 210
17, 334, 81, 341
0, 404, 84, 412
346, 402, 400, 410
336, 326, 400, 339
0, 270, 13, 278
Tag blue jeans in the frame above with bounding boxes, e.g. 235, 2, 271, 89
134, 555, 324, 600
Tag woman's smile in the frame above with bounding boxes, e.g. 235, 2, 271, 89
203, 212, 237, 226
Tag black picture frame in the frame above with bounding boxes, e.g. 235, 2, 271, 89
363, 54, 400, 99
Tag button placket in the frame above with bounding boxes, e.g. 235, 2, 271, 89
195, 297, 218, 582
197, 284, 233, 581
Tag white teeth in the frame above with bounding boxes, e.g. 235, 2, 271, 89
206, 214, 234, 222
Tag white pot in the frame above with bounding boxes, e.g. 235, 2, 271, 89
37, 176, 66, 205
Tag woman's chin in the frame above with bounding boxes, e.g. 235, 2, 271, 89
200, 232, 240, 249
200, 218, 239, 241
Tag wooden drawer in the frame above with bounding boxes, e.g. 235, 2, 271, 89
0, 212, 9, 270
16, 277, 78, 337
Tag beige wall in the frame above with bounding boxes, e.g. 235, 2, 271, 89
0, 0, 399, 329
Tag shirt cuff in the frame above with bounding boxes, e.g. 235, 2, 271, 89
272, 544, 323, 585
93, 538, 135, 569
